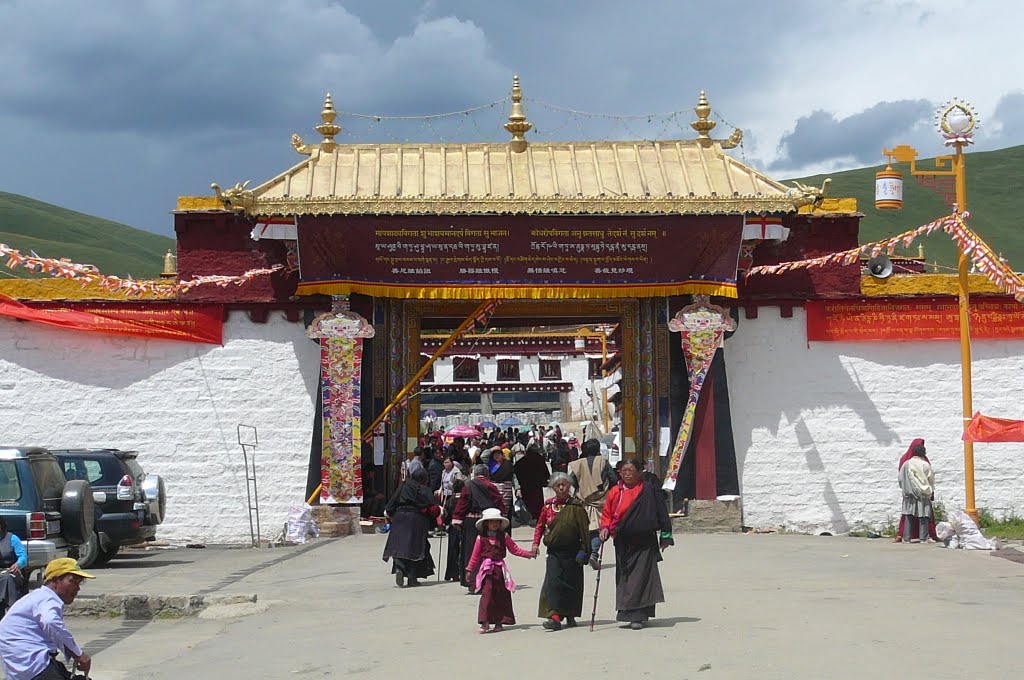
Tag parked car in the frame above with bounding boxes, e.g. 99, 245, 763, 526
52, 448, 166, 568
0, 447, 94, 581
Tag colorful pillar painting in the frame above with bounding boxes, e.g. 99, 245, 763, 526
663, 296, 735, 491
307, 298, 375, 504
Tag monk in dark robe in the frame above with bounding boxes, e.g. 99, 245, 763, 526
382, 468, 439, 587
452, 465, 506, 590
599, 458, 673, 630
514, 444, 550, 523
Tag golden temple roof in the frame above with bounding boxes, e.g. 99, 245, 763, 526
199, 82, 811, 217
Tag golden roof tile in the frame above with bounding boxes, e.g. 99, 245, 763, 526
203, 87, 810, 217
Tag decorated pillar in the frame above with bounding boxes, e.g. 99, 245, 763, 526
663, 296, 736, 491
308, 297, 375, 504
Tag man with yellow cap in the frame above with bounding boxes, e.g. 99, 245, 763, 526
0, 557, 94, 680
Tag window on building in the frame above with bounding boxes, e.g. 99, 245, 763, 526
453, 358, 479, 382
419, 356, 434, 383
539, 359, 561, 380
588, 358, 603, 379
497, 359, 520, 381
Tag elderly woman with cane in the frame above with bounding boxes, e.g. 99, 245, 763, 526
531, 472, 590, 631
598, 458, 673, 630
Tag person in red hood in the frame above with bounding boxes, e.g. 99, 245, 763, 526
893, 438, 939, 543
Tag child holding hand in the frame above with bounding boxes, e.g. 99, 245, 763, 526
465, 507, 535, 633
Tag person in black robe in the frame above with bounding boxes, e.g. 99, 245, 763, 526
443, 477, 466, 581
599, 458, 673, 629
382, 468, 440, 587
490, 449, 515, 522
513, 443, 550, 523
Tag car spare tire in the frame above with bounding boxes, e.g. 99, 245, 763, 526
142, 474, 166, 525
61, 479, 95, 546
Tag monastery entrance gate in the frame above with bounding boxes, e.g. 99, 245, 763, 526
193, 80, 822, 506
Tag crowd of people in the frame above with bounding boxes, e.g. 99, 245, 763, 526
378, 424, 673, 633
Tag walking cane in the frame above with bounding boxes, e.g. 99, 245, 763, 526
589, 541, 605, 632
437, 529, 444, 582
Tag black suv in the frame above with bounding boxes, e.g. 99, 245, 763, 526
53, 449, 166, 568
0, 447, 94, 580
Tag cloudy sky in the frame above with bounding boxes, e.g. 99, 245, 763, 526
1, 0, 1021, 237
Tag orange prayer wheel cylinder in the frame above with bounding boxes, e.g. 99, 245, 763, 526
875, 166, 903, 210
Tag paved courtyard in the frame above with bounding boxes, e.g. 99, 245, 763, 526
62, 530, 1023, 680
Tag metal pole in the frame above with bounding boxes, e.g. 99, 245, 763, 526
600, 332, 610, 434
242, 445, 255, 547
953, 143, 978, 522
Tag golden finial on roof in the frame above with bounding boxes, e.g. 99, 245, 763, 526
504, 74, 532, 153
161, 249, 178, 279
690, 90, 717, 146
315, 92, 342, 152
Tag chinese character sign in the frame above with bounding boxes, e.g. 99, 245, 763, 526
308, 310, 375, 504
663, 298, 736, 492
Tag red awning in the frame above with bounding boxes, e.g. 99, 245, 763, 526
962, 412, 1024, 443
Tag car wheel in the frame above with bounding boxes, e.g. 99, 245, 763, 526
60, 479, 96, 546
75, 532, 100, 569
95, 542, 120, 565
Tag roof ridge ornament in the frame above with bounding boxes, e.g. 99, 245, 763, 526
316, 93, 342, 152
504, 75, 532, 153
690, 91, 743, 149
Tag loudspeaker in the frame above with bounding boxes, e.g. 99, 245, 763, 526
866, 254, 893, 279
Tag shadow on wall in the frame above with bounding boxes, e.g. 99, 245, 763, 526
292, 338, 321, 405
729, 318, 907, 532
0, 319, 217, 388
731, 348, 902, 474
0, 316, 321, 401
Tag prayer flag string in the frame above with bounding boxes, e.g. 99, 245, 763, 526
0, 242, 281, 297
744, 211, 1024, 304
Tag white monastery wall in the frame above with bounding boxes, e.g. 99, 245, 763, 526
726, 306, 1024, 533
0, 312, 320, 545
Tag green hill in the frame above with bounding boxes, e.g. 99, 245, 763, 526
788, 144, 1024, 271
0, 192, 173, 279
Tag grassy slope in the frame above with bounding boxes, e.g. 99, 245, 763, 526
0, 191, 174, 279
788, 144, 1024, 270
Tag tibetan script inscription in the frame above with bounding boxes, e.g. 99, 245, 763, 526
806, 298, 1024, 341
296, 214, 742, 292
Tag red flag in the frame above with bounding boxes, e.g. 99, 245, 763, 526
0, 295, 223, 344
962, 412, 1024, 443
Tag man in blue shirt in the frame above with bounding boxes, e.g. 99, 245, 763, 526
0, 557, 94, 680
0, 516, 29, 616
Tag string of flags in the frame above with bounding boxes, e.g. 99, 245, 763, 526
745, 211, 1024, 304
0, 243, 281, 297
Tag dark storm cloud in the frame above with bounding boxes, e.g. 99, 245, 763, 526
988, 91, 1024, 147
771, 99, 934, 169
0, 0, 507, 134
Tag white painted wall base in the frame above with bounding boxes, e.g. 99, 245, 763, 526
0, 312, 320, 545
6, 303, 1020, 541
727, 306, 1024, 534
